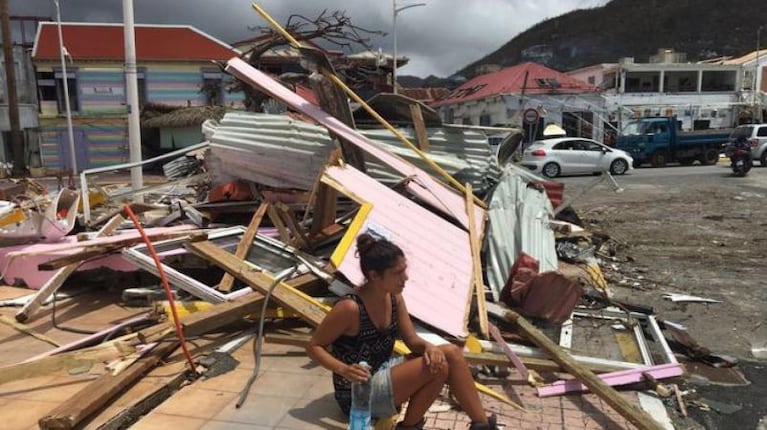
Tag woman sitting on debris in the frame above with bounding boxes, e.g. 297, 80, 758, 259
307, 233, 498, 430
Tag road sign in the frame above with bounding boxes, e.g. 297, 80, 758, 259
523, 108, 539, 125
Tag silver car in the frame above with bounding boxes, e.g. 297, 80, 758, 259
521, 137, 634, 178
729, 124, 767, 166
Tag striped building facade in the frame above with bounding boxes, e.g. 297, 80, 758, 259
32, 23, 242, 172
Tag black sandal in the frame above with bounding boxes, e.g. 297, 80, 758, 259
395, 417, 425, 429
468, 413, 499, 430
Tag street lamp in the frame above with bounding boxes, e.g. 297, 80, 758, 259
392, 0, 425, 94
53, 0, 77, 175
756, 26, 763, 122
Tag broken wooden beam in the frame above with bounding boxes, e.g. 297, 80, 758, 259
504, 309, 664, 430
16, 215, 124, 323
218, 202, 268, 292
0, 336, 138, 386
38, 340, 179, 430
409, 103, 431, 152
465, 183, 488, 338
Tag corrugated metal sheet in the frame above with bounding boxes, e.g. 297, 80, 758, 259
324, 164, 472, 338
360, 128, 500, 194
206, 111, 499, 194
485, 168, 558, 301
206, 113, 336, 189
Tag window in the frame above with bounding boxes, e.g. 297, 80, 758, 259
479, 113, 492, 126
580, 140, 603, 151
137, 69, 147, 108
37, 72, 57, 105
201, 68, 224, 106
758, 127, 767, 137
553, 141, 573, 150
587, 76, 595, 84
54, 70, 79, 113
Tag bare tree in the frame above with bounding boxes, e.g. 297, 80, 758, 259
232, 10, 386, 112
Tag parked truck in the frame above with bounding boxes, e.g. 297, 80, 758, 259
616, 117, 732, 167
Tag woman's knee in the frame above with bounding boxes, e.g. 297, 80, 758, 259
440, 344, 463, 363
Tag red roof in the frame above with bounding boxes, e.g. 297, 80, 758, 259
433, 62, 597, 107
33, 23, 238, 62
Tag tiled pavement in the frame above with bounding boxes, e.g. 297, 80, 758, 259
0, 286, 654, 429
133, 341, 642, 430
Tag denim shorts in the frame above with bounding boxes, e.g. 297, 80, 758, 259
370, 356, 405, 418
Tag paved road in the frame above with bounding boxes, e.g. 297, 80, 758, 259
554, 160, 767, 191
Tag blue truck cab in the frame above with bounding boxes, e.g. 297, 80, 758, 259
616, 117, 730, 167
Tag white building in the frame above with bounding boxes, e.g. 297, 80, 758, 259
432, 62, 606, 142
568, 50, 745, 132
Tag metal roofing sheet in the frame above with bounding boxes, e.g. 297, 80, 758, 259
225, 57, 485, 235
207, 113, 335, 189
485, 169, 558, 301
324, 164, 472, 338
206, 112, 499, 194
360, 128, 501, 195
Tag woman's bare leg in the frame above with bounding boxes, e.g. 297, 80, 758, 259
390, 356, 448, 426
441, 344, 487, 423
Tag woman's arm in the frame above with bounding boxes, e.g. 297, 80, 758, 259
396, 294, 446, 373
307, 299, 370, 383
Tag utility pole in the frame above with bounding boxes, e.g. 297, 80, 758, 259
54, 0, 77, 175
123, 0, 142, 192
1, 0, 26, 175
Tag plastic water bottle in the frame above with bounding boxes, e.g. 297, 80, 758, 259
349, 361, 371, 430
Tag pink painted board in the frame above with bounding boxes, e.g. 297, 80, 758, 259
225, 57, 485, 236
325, 164, 472, 338
536, 363, 684, 397
0, 226, 194, 290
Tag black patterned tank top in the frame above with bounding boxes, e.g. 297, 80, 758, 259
330, 293, 398, 414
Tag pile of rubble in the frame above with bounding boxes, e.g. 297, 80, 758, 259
0, 49, 739, 430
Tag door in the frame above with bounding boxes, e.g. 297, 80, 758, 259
574, 139, 609, 172
551, 140, 582, 175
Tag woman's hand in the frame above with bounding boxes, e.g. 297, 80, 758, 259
339, 362, 371, 383
423, 345, 446, 374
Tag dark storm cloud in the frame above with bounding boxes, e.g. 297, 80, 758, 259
11, 0, 608, 76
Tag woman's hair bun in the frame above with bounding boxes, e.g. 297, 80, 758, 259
356, 233, 377, 256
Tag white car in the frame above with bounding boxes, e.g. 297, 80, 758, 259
729, 124, 767, 166
521, 137, 634, 178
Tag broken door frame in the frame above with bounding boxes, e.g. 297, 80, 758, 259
122, 226, 316, 303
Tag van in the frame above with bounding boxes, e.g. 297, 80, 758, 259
729, 124, 767, 165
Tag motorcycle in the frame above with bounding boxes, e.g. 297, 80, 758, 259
725, 139, 753, 177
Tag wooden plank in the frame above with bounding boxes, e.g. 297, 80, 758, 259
15, 215, 124, 323
308, 70, 366, 171
0, 315, 60, 346
37, 232, 208, 271
537, 363, 683, 397
138, 271, 323, 345
188, 240, 524, 411
38, 340, 179, 430
266, 205, 291, 244
464, 183, 488, 337
188, 241, 327, 326
274, 202, 310, 249
218, 202, 268, 293
409, 104, 431, 152
309, 182, 338, 237
504, 309, 664, 430
0, 336, 138, 386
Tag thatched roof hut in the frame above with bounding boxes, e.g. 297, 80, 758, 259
142, 105, 228, 129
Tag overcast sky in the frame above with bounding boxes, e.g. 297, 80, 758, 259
10, 0, 608, 77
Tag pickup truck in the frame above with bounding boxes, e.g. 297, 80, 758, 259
616, 117, 732, 167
